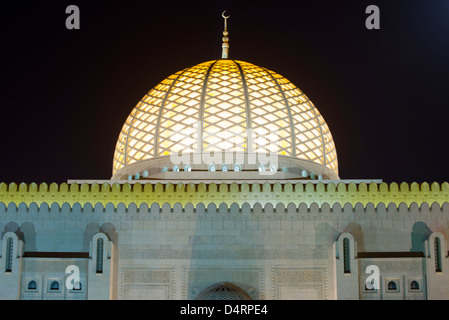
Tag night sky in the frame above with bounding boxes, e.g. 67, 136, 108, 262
0, 0, 448, 184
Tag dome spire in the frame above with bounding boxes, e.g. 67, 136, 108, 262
221, 10, 230, 59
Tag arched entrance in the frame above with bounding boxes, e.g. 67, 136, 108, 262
195, 282, 252, 300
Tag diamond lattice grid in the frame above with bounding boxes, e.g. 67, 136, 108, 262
238, 61, 293, 156
126, 73, 179, 167
113, 59, 338, 177
157, 61, 215, 157
202, 60, 247, 154
198, 285, 249, 300
113, 74, 176, 174
270, 70, 338, 174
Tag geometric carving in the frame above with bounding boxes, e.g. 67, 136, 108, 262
119, 267, 175, 300
271, 266, 328, 300
123, 284, 170, 300
123, 269, 170, 283
277, 286, 322, 300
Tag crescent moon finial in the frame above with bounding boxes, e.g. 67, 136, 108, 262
221, 10, 230, 59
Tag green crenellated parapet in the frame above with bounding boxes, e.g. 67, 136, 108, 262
0, 181, 448, 208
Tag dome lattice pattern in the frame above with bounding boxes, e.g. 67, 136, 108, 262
113, 59, 338, 176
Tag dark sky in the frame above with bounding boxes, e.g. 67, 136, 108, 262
0, 0, 448, 184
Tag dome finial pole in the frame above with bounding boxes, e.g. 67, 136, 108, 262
221, 10, 230, 59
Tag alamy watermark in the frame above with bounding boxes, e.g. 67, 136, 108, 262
366, 5, 380, 30
65, 265, 81, 290
65, 5, 379, 31
169, 122, 279, 175
66, 5, 80, 30
365, 265, 380, 290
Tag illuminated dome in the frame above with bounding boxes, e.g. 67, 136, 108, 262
112, 59, 339, 180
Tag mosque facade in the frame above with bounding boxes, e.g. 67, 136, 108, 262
0, 14, 448, 300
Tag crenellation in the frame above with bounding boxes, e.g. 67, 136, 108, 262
1, 189, 448, 300
1, 182, 448, 209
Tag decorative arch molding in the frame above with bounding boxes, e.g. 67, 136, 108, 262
195, 282, 252, 300
1, 231, 24, 273
336, 233, 356, 259
0, 200, 448, 218
426, 232, 447, 274
0, 181, 448, 209
90, 232, 110, 274
426, 232, 446, 257
335, 232, 357, 275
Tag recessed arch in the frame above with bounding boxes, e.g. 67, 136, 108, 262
195, 282, 252, 300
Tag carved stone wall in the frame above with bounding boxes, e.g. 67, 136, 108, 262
271, 266, 328, 299
119, 267, 175, 300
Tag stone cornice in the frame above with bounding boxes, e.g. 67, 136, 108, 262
0, 181, 448, 210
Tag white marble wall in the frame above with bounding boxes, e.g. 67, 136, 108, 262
0, 200, 448, 299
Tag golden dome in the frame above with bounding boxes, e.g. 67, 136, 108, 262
112, 59, 338, 179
